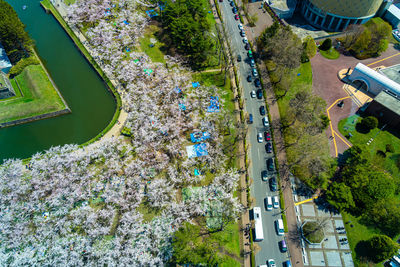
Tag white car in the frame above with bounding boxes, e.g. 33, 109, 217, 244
257, 133, 263, 143
263, 116, 269, 127
267, 259, 276, 267
238, 23, 244, 31
250, 90, 256, 98
243, 37, 248, 44
265, 196, 273, 211
273, 196, 279, 209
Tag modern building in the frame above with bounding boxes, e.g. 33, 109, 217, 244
267, 0, 297, 19
300, 0, 387, 32
0, 42, 12, 74
383, 3, 400, 28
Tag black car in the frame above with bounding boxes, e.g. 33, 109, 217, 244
259, 106, 265, 115
269, 177, 277, 191
247, 75, 252, 82
267, 158, 274, 171
237, 54, 242, 62
232, 7, 237, 13
266, 142, 272, 153
261, 170, 268, 181
256, 89, 262, 99
254, 78, 261, 87
244, 43, 250, 50
240, 30, 245, 37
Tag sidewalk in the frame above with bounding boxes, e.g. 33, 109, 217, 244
235, 1, 305, 266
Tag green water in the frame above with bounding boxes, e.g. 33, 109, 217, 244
0, 0, 116, 161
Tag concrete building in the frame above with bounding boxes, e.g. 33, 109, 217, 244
0, 43, 12, 74
383, 3, 400, 28
300, 0, 386, 32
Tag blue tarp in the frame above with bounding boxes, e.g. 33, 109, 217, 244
123, 20, 130, 25
207, 96, 220, 112
146, 9, 158, 17
179, 103, 186, 110
192, 82, 200, 88
174, 86, 182, 93
186, 143, 208, 158
190, 131, 210, 143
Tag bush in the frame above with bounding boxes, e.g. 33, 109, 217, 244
360, 116, 378, 130
386, 144, 395, 153
365, 234, 400, 262
319, 38, 332, 51
9, 56, 39, 77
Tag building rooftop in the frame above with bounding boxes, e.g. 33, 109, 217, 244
374, 90, 400, 116
0, 43, 12, 74
380, 64, 400, 85
387, 3, 400, 18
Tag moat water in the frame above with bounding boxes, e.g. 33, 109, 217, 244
1, 0, 116, 161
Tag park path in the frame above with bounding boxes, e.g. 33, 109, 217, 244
234, 0, 305, 266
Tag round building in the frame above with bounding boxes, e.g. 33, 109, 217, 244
301, 0, 385, 31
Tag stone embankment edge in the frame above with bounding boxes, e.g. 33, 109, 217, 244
40, 0, 122, 148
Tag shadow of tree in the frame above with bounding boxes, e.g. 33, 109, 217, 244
287, 223, 303, 249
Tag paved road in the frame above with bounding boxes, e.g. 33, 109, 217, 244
219, 1, 289, 266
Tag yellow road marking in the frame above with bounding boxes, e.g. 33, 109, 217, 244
367, 52, 400, 67
333, 130, 351, 147
295, 196, 318, 206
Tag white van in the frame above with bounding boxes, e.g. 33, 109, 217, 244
275, 219, 284, 236
273, 196, 279, 209
265, 196, 273, 211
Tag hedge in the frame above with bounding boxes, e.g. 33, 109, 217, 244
9, 56, 39, 77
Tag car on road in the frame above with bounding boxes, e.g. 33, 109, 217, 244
265, 196, 273, 211
230, 1, 234, 6
256, 89, 262, 99
243, 37, 248, 44
254, 78, 261, 87
252, 68, 258, 77
262, 116, 269, 127
267, 259, 276, 267
244, 43, 250, 50
234, 14, 239, 20
248, 114, 253, 124
265, 142, 272, 153
269, 176, 277, 191
232, 7, 237, 13
257, 133, 263, 143
240, 30, 245, 37
280, 240, 287, 252
275, 219, 284, 236
250, 90, 256, 98
283, 260, 292, 267
261, 170, 268, 181
259, 106, 265, 115
267, 158, 275, 172
264, 131, 271, 141
250, 58, 255, 67
238, 23, 243, 31
247, 75, 252, 82
237, 54, 241, 62
219, 0, 223, 2
248, 50, 253, 58
273, 196, 279, 209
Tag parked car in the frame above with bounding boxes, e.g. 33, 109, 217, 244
237, 54, 241, 62
283, 260, 292, 267
259, 106, 265, 115
261, 170, 268, 181
248, 50, 253, 58
252, 68, 258, 77
234, 14, 239, 20
243, 37, 248, 44
265, 142, 272, 153
280, 240, 287, 252
250, 90, 256, 98
254, 78, 261, 87
269, 176, 277, 191
256, 89, 262, 99
240, 30, 245, 37
264, 131, 271, 141
230, 1, 234, 6
267, 158, 275, 172
238, 23, 244, 31
250, 59, 255, 67
232, 7, 237, 13
248, 114, 253, 124
247, 75, 252, 82
257, 133, 263, 143
267, 259, 276, 267
273, 196, 279, 209
263, 116, 269, 127
265, 196, 273, 211
219, 0, 223, 2
245, 43, 250, 50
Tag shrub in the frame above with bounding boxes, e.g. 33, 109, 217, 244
386, 144, 395, 153
360, 116, 378, 130
303, 36, 316, 58
376, 150, 386, 158
9, 56, 39, 77
319, 38, 332, 51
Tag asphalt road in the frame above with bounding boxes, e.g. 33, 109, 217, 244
218, 1, 290, 266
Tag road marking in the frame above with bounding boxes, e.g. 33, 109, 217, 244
332, 129, 351, 147
326, 96, 350, 157
295, 196, 318, 206
366, 52, 400, 67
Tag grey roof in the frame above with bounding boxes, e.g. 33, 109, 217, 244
0, 43, 12, 74
374, 91, 400, 116
379, 64, 400, 86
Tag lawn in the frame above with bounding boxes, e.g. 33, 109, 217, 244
0, 64, 67, 124
338, 115, 400, 178
139, 25, 166, 64
319, 47, 340, 60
